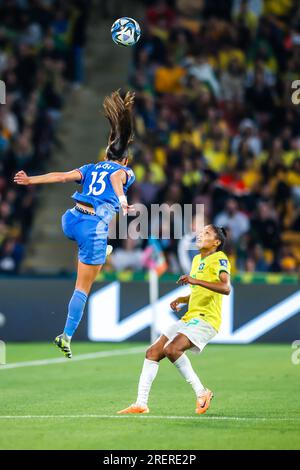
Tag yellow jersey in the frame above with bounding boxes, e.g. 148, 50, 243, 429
181, 251, 231, 332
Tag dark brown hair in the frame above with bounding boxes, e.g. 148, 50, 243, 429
211, 225, 227, 251
103, 89, 135, 161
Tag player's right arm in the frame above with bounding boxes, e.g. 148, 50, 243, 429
14, 169, 82, 185
170, 295, 190, 312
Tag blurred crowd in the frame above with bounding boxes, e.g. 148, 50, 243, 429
0, 0, 89, 273
1, 0, 299, 276
107, 0, 300, 275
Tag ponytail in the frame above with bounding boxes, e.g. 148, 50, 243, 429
103, 89, 135, 161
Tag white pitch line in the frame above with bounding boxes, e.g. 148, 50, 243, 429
0, 415, 299, 422
0, 346, 145, 370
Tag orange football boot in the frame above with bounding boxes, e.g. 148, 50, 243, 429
195, 389, 214, 414
117, 403, 149, 414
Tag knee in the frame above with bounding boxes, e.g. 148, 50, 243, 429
163, 343, 179, 360
145, 345, 162, 362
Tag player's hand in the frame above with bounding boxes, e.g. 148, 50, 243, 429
14, 170, 30, 185
170, 298, 183, 312
120, 202, 135, 216
177, 275, 197, 286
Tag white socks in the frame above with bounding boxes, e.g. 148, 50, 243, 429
135, 354, 204, 406
173, 354, 205, 397
136, 358, 159, 406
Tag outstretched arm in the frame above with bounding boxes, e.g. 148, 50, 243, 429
14, 170, 82, 185
177, 271, 231, 295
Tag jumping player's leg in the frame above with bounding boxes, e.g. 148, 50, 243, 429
55, 260, 102, 358
64, 259, 102, 335
75, 259, 102, 293
164, 333, 213, 414
56, 211, 112, 358
117, 335, 168, 414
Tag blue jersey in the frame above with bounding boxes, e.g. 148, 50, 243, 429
72, 161, 135, 219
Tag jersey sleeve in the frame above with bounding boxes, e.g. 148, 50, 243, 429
210, 253, 230, 278
213, 255, 231, 277
110, 167, 135, 186
74, 164, 92, 185
125, 168, 135, 187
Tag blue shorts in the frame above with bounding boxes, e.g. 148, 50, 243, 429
62, 208, 109, 265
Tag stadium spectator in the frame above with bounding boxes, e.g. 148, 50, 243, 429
250, 202, 280, 252
214, 198, 250, 243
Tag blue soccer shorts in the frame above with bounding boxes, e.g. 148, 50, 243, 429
62, 208, 109, 265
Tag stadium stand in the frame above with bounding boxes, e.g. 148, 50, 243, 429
0, 0, 89, 273
107, 0, 300, 274
1, 0, 300, 276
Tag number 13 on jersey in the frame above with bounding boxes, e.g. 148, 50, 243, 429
87, 171, 108, 196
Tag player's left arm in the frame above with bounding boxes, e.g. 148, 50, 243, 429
14, 169, 82, 185
177, 271, 231, 295
110, 169, 135, 215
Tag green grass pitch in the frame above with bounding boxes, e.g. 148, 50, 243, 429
0, 342, 299, 450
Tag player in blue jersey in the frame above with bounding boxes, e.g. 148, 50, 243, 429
14, 90, 136, 358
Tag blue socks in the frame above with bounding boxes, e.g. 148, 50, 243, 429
63, 289, 88, 338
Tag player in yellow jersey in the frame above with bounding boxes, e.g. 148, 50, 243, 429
118, 225, 231, 415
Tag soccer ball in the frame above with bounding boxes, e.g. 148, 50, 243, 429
111, 17, 141, 47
